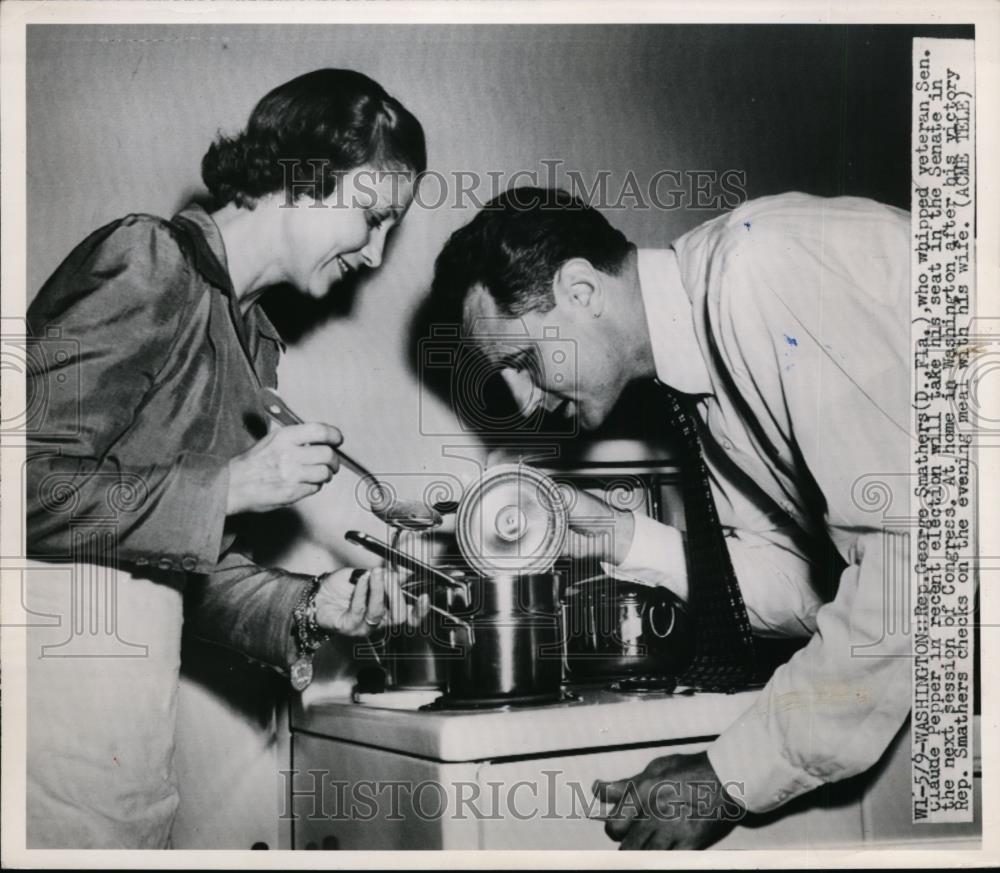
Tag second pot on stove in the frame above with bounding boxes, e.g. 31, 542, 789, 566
441, 572, 565, 706
561, 576, 694, 682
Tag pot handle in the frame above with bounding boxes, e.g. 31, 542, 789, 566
398, 588, 476, 645
646, 600, 677, 639
345, 529, 466, 590
559, 602, 571, 678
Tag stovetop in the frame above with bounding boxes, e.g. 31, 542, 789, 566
352, 680, 691, 712
291, 683, 759, 762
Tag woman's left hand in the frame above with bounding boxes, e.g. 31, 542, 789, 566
313, 567, 428, 637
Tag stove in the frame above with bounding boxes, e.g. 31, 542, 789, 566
287, 683, 783, 851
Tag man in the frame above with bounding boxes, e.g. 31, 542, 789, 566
430, 187, 912, 848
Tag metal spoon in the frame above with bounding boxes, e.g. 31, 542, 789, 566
258, 387, 443, 531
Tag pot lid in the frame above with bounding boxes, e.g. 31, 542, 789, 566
456, 464, 568, 576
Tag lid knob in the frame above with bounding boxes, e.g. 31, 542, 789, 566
494, 505, 528, 542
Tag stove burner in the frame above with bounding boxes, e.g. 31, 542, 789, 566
608, 675, 679, 694
352, 688, 443, 710
421, 688, 577, 711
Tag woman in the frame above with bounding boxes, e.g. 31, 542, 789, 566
25, 68, 427, 848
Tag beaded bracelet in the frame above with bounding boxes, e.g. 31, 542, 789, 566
290, 576, 328, 692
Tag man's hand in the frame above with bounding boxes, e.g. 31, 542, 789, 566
314, 567, 428, 637
226, 422, 343, 515
592, 751, 745, 850
565, 487, 635, 565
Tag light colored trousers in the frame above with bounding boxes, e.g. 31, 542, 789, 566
25, 559, 184, 848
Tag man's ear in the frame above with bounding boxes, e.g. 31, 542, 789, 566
553, 258, 604, 318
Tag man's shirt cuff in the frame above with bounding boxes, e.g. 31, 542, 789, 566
707, 698, 825, 813
603, 512, 689, 601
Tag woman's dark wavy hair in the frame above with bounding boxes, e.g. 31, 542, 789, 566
202, 68, 426, 207
431, 187, 633, 321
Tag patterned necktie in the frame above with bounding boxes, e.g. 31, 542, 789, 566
656, 381, 760, 692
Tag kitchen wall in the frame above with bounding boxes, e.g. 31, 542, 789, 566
27, 22, 955, 577
25, 22, 966, 848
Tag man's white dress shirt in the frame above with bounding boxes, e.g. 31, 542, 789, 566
616, 192, 913, 812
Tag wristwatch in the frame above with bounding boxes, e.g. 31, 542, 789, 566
290, 575, 330, 691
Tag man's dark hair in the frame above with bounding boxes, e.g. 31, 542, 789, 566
201, 68, 426, 207
431, 187, 634, 320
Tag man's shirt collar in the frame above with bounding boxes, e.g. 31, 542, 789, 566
636, 247, 712, 395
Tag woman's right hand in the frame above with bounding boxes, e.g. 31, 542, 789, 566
226, 422, 343, 515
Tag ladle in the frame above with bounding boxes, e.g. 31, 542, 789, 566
259, 388, 444, 531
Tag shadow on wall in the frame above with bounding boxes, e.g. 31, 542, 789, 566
405, 290, 523, 438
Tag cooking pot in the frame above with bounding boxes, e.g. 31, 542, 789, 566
440, 572, 565, 706
380, 573, 470, 690
347, 529, 470, 691
561, 576, 694, 682
346, 530, 564, 702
